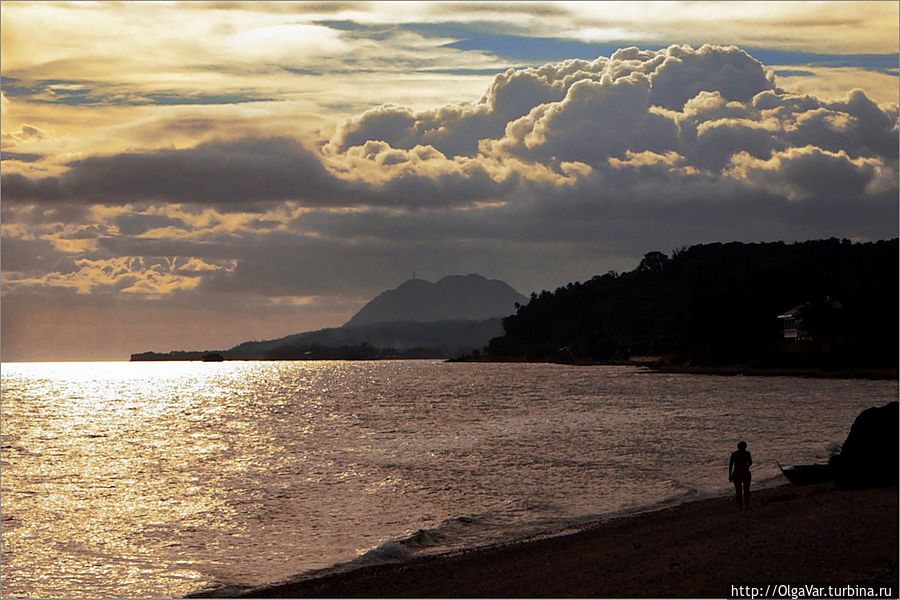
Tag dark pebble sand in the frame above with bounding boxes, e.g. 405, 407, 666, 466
211, 483, 898, 599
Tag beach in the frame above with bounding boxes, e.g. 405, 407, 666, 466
228, 483, 898, 598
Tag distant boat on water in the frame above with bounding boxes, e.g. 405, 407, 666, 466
777, 461, 832, 485
202, 352, 224, 362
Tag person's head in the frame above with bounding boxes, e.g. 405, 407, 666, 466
737, 441, 747, 451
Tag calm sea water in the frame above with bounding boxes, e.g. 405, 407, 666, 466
1, 361, 895, 597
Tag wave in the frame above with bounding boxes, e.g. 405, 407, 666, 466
346, 514, 483, 568
187, 514, 488, 597
191, 476, 787, 597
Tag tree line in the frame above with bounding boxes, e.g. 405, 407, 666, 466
485, 239, 898, 368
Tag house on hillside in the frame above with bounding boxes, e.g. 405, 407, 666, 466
777, 297, 843, 341
777, 304, 809, 340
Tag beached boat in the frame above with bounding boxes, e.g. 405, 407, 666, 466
776, 461, 832, 485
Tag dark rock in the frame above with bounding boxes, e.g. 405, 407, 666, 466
829, 401, 898, 488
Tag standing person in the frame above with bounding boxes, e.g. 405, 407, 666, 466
729, 441, 752, 509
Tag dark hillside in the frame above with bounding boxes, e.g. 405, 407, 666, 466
487, 239, 898, 367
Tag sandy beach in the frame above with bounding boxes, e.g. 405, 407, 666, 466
219, 483, 897, 598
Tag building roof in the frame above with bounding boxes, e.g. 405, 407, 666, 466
777, 297, 843, 320
777, 304, 806, 319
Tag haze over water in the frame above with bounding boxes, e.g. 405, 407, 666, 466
2, 360, 895, 598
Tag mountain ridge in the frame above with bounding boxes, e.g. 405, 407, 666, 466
346, 273, 527, 327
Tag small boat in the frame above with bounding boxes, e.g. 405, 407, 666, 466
776, 461, 832, 485
202, 352, 224, 362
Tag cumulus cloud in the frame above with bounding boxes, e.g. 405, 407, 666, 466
324, 44, 895, 191
643, 44, 774, 109
326, 45, 778, 161
487, 72, 681, 163
726, 146, 889, 200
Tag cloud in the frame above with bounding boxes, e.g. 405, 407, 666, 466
647, 45, 774, 108
2, 138, 343, 205
3, 255, 236, 295
3, 44, 897, 344
0, 237, 78, 274
3, 136, 544, 210
328, 45, 776, 167
113, 213, 189, 236
772, 66, 898, 106
326, 60, 581, 156
1, 123, 48, 143
726, 146, 889, 200
7, 46, 896, 216
488, 71, 681, 164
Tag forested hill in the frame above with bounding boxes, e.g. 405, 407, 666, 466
486, 239, 898, 367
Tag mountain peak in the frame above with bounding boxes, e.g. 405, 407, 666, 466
345, 274, 526, 327
438, 273, 486, 281
397, 278, 432, 289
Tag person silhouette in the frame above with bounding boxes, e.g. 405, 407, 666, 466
728, 441, 752, 509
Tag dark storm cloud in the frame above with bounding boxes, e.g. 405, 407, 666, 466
113, 214, 189, 236
4, 137, 513, 209
95, 236, 235, 260
1, 152, 44, 163
0, 237, 78, 274
4, 138, 339, 205
1, 203, 91, 225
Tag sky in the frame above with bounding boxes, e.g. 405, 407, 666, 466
1, 1, 898, 361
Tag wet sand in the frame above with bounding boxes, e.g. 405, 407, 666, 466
220, 483, 897, 598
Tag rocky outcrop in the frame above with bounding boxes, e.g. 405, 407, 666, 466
829, 401, 898, 489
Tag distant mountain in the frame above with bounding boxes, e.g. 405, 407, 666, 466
345, 274, 527, 327
131, 274, 525, 360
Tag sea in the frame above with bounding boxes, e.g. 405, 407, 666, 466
1, 360, 895, 598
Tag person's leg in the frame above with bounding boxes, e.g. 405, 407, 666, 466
742, 474, 751, 508
733, 480, 743, 509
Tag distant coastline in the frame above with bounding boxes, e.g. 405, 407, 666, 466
129, 352, 898, 379
130, 349, 447, 362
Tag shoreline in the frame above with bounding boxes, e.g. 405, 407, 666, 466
644, 363, 899, 380
197, 483, 898, 598
449, 357, 898, 380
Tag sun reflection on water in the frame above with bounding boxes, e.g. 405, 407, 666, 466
2, 360, 895, 598
2, 360, 341, 597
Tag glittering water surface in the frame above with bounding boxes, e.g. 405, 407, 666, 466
1, 361, 895, 597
